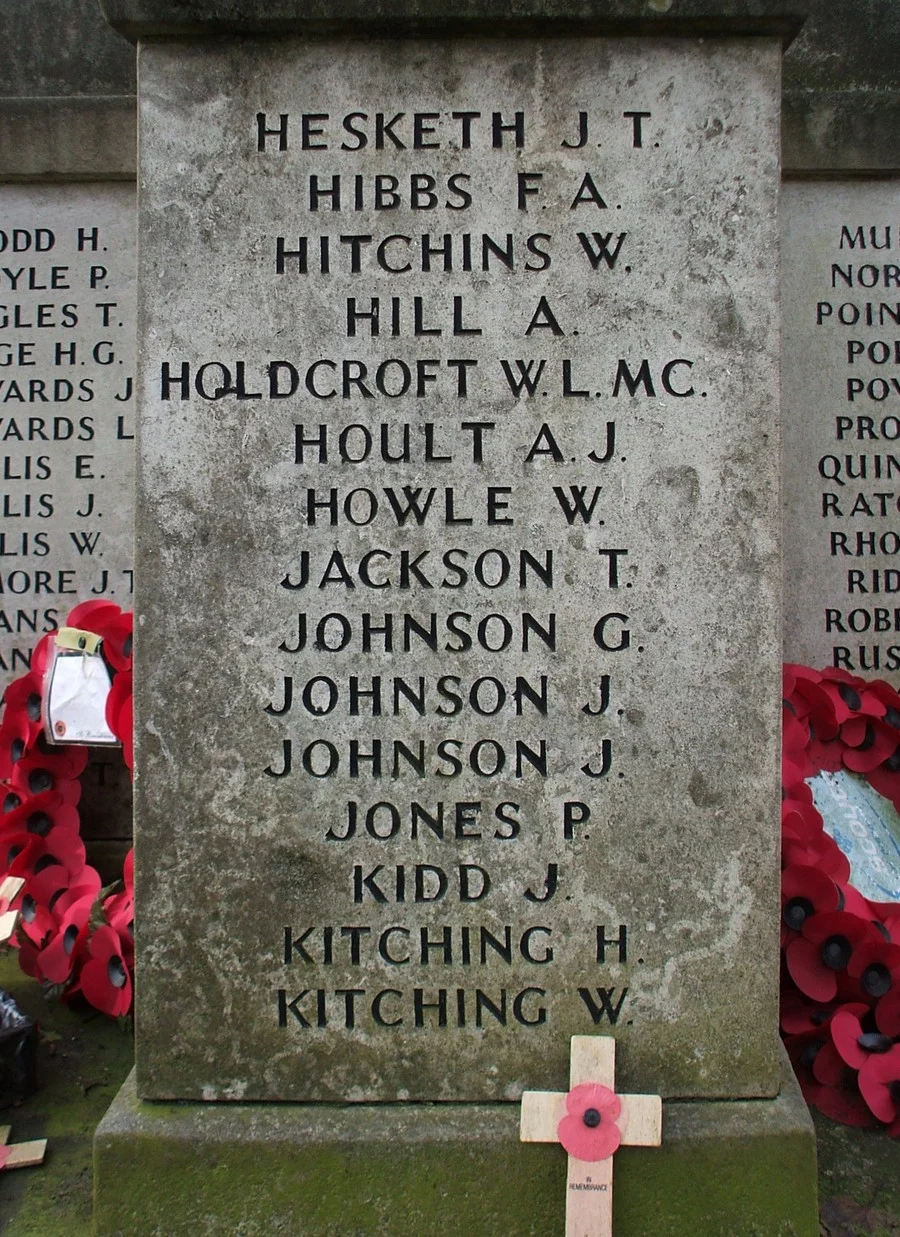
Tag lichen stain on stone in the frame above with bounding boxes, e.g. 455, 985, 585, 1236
639, 851, 754, 1022
687, 770, 723, 808
641, 466, 700, 532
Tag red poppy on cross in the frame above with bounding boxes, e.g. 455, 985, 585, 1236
520, 1036, 662, 1237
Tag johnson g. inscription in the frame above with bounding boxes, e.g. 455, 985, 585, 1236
136, 38, 781, 1101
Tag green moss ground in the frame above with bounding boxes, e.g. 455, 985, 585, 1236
0, 950, 897, 1236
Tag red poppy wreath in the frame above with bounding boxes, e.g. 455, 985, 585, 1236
782, 664, 900, 1136
0, 601, 134, 1019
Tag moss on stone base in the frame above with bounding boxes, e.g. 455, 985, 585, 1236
94, 1053, 817, 1236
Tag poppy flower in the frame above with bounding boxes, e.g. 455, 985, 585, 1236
844, 681, 889, 721
790, 676, 842, 742
830, 1007, 894, 1071
2, 821, 87, 885
780, 990, 839, 1036
866, 751, 900, 811
105, 673, 133, 770
556, 1083, 621, 1161
0, 677, 43, 779
858, 1045, 900, 1129
16, 867, 100, 950
14, 869, 68, 948
812, 1077, 877, 1128
786, 910, 880, 1003
840, 716, 900, 774
0, 789, 79, 837
781, 865, 841, 947
783, 704, 811, 759
36, 890, 96, 984
8, 750, 86, 800
782, 829, 851, 884
805, 735, 846, 774
103, 850, 134, 965
848, 940, 900, 1002
781, 796, 823, 844
876, 989, 900, 1038
784, 1030, 829, 1106
79, 925, 132, 1017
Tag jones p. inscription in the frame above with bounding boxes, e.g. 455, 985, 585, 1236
138, 38, 780, 1101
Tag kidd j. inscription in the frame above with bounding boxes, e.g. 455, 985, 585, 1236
136, 38, 782, 1102
0, 185, 135, 686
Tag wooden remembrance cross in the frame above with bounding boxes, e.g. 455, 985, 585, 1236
520, 1036, 662, 1237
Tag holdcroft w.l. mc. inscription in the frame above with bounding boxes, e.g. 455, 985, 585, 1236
134, 36, 782, 1103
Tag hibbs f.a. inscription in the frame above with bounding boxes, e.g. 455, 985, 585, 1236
135, 38, 781, 1102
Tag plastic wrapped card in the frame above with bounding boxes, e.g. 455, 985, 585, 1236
809, 769, 900, 903
43, 645, 119, 746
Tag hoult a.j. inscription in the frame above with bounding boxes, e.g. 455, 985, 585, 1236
135, 38, 782, 1102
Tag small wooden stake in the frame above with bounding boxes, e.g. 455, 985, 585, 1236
520, 1036, 661, 1237
0, 875, 24, 946
0, 1123, 48, 1171
2, 1140, 47, 1169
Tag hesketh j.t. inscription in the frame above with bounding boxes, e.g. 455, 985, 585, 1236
135, 38, 781, 1101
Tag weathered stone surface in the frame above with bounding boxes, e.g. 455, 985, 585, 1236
782, 182, 900, 685
0, 98, 136, 182
80, 750, 134, 882
0, 0, 133, 98
0, 0, 135, 181
782, 0, 900, 172
100, 0, 805, 39
94, 1055, 818, 1235
135, 36, 782, 1103
0, 184, 135, 687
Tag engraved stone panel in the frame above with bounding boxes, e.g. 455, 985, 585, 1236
0, 184, 135, 684
782, 182, 900, 685
135, 37, 782, 1102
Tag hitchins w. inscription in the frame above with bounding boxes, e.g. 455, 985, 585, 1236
136, 38, 781, 1101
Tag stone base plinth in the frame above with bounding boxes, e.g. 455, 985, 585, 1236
94, 1055, 817, 1236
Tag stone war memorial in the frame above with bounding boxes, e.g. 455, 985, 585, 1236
89, 1, 823, 1234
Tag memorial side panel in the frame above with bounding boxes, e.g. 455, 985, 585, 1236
135, 38, 782, 1101
0, 184, 135, 686
782, 182, 900, 685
